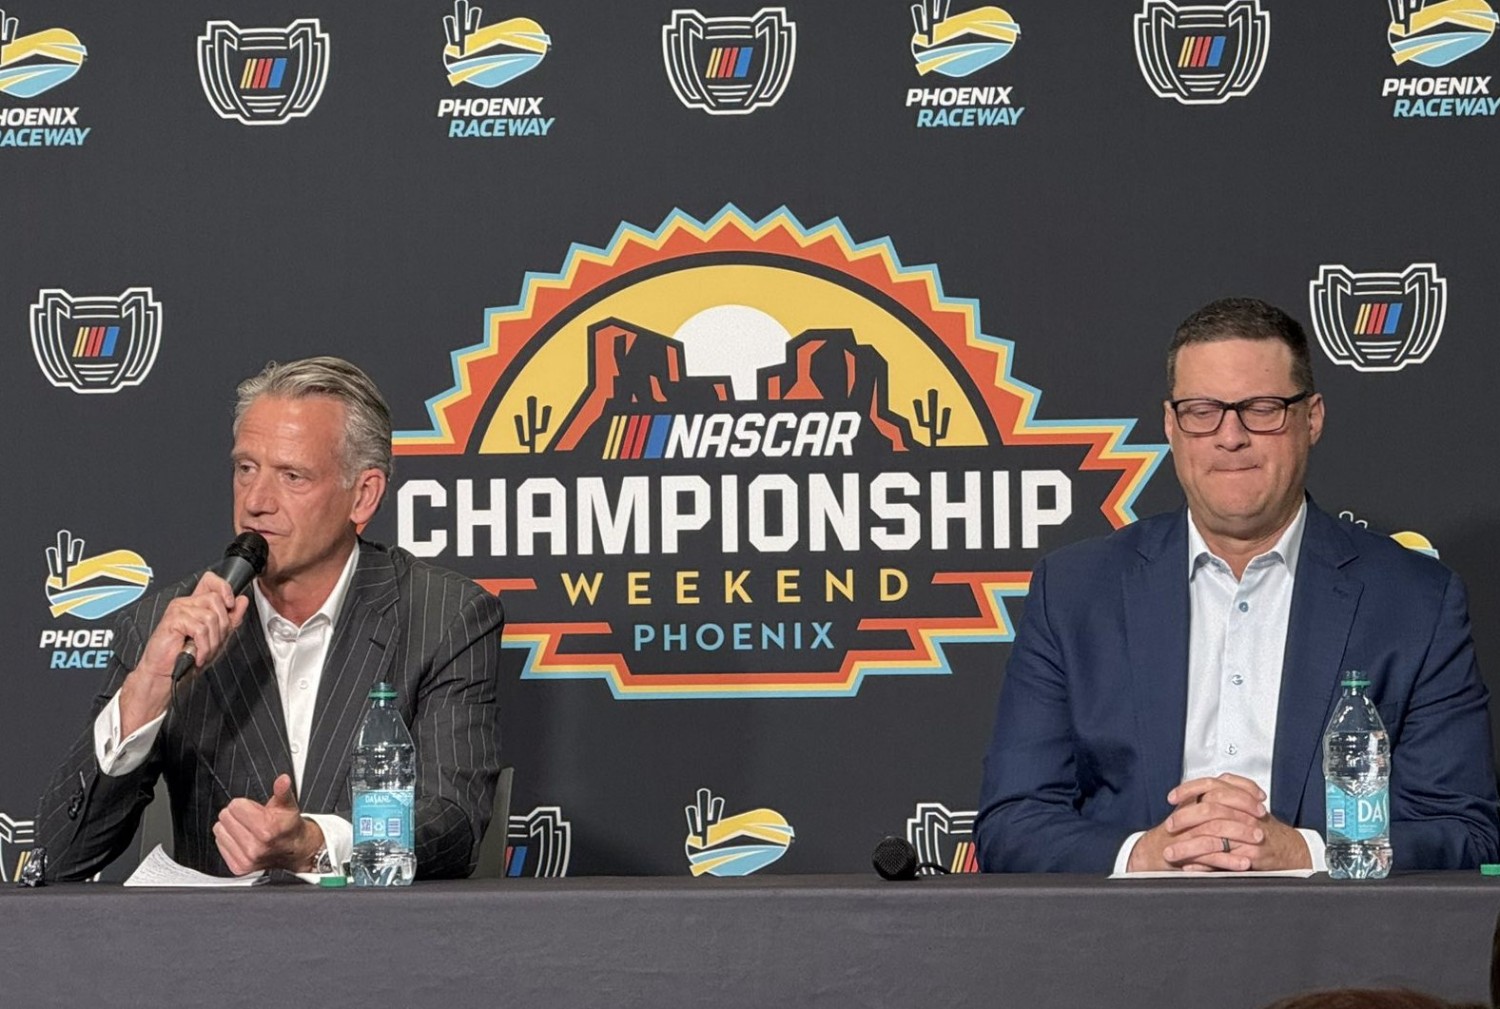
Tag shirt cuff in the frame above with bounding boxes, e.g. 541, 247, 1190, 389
302, 813, 353, 875
1298, 828, 1327, 872
93, 692, 166, 776
1113, 831, 1147, 874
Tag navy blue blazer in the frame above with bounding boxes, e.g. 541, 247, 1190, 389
975, 501, 1499, 872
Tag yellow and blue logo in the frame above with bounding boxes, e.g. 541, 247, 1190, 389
1339, 511, 1441, 559
0, 10, 85, 99
1388, 0, 1497, 67
911, 2, 1019, 78
443, 1, 550, 89
1390, 530, 1440, 558
684, 788, 794, 876
44, 529, 152, 620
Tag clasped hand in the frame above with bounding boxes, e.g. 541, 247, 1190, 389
1126, 772, 1310, 873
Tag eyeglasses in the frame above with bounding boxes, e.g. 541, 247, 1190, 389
1169, 392, 1312, 435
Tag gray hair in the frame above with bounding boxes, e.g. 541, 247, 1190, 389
234, 356, 393, 484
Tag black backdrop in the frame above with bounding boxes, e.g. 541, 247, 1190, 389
3, 0, 1497, 877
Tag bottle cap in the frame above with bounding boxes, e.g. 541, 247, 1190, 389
1481, 864, 1500, 876
368, 681, 397, 701
319, 874, 349, 887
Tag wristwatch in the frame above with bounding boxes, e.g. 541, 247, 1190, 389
307, 845, 334, 874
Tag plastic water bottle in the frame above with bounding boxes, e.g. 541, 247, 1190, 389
1322, 672, 1391, 879
349, 682, 416, 886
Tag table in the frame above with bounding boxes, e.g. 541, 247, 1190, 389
2, 873, 1494, 1008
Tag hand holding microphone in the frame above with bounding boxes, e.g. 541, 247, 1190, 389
118, 534, 268, 738
169, 532, 269, 683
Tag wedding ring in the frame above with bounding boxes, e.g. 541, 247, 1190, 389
1221, 837, 1231, 854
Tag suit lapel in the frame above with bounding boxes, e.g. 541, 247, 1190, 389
1124, 510, 1191, 822
201, 616, 291, 804
1271, 504, 1362, 823
299, 542, 402, 813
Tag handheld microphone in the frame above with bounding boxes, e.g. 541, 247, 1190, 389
871, 835, 952, 881
170, 532, 269, 683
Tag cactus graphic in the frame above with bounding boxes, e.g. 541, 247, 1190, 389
513, 395, 552, 453
912, 387, 951, 447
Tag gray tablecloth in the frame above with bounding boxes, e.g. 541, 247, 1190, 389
2, 872, 1494, 1008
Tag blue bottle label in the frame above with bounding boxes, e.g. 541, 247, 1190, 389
1325, 782, 1388, 842
352, 788, 414, 848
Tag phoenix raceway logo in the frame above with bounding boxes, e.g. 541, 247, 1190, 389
1134, 0, 1269, 106
0, 812, 37, 882
391, 205, 1165, 699
504, 806, 572, 876
197, 19, 329, 126
31, 287, 162, 394
1382, 1, 1499, 117
438, 1, 553, 138
1338, 510, 1441, 559
663, 7, 795, 115
0, 8, 90, 147
1309, 264, 1446, 373
907, 802, 980, 874
40, 530, 151, 669
907, 2, 1024, 128
684, 788, 793, 876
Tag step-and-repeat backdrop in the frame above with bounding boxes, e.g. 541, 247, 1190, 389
3, 1, 1497, 878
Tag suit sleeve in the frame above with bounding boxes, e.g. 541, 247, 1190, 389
974, 559, 1135, 872
33, 608, 163, 881
1387, 569, 1500, 868
409, 584, 505, 879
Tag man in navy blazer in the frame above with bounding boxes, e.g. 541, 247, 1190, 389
975, 298, 1499, 873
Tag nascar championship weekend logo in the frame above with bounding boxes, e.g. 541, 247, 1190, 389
31, 288, 162, 394
662, 7, 795, 114
1134, 0, 1270, 105
1309, 263, 1447, 373
391, 206, 1164, 699
907, 802, 980, 874
0, 8, 91, 147
197, 19, 330, 126
0, 812, 37, 882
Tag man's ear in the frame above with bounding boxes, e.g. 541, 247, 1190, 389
350, 469, 387, 526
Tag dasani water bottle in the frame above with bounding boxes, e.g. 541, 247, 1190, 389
1322, 672, 1391, 879
349, 682, 416, 886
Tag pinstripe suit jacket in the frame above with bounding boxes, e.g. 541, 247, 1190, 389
35, 540, 505, 881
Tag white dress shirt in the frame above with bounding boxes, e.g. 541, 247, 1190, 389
94, 547, 360, 874
1114, 502, 1327, 872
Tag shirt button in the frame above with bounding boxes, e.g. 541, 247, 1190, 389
1230, 674, 1244, 686
290, 742, 301, 754
1237, 601, 1249, 613
298, 678, 310, 691
1226, 744, 1238, 756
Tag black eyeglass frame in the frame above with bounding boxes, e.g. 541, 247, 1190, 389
1167, 391, 1313, 435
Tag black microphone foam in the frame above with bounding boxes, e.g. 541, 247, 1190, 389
872, 835, 919, 881
170, 532, 269, 682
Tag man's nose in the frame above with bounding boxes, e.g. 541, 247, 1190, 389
1214, 408, 1254, 448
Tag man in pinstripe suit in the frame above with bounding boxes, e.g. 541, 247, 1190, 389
36, 357, 505, 880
